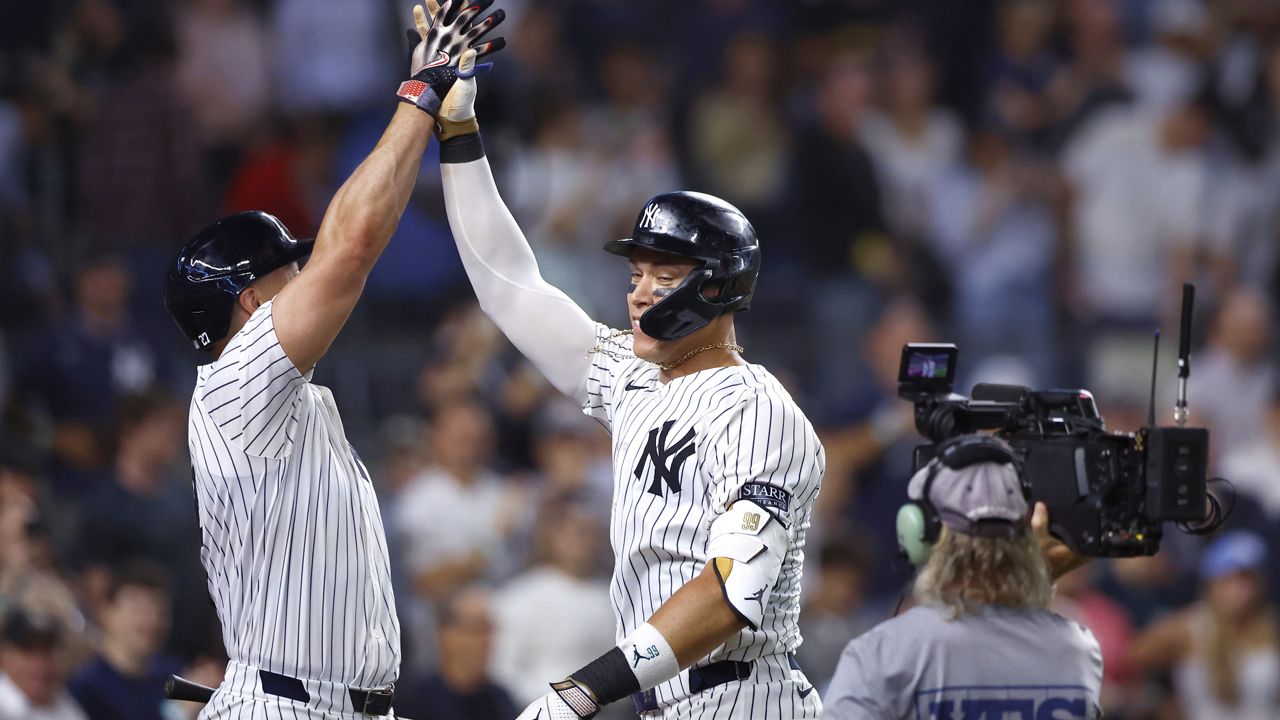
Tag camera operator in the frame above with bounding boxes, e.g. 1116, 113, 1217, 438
823, 435, 1103, 719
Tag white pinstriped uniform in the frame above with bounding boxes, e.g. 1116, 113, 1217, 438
186, 300, 400, 719
585, 326, 825, 720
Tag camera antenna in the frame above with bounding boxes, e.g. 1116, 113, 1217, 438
1147, 330, 1160, 428
1175, 283, 1195, 427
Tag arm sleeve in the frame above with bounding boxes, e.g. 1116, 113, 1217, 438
197, 300, 307, 459
440, 138, 600, 404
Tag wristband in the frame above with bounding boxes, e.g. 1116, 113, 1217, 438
568, 622, 679, 708
396, 79, 443, 117
620, 623, 680, 692
439, 132, 486, 164
435, 116, 480, 142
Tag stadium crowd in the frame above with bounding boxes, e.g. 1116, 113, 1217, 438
1, 0, 1280, 718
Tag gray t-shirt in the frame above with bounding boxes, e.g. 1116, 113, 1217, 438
823, 603, 1103, 720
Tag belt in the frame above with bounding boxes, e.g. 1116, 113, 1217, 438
259, 669, 395, 716
631, 654, 800, 713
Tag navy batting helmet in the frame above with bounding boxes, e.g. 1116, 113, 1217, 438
164, 211, 313, 351
604, 191, 760, 341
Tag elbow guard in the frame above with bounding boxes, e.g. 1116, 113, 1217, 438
707, 500, 788, 631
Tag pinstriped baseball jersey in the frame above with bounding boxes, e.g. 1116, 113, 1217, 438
584, 325, 825, 714
186, 300, 400, 699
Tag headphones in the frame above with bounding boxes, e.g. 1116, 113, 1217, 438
895, 435, 1027, 566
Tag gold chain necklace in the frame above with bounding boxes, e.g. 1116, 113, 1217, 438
584, 329, 743, 371
659, 342, 745, 372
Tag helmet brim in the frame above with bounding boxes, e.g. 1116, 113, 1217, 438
604, 235, 712, 263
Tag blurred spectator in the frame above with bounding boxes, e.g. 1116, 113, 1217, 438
1186, 286, 1275, 462
0, 610, 87, 720
483, 7, 577, 138
1124, 0, 1210, 114
797, 538, 879, 694
520, 397, 611, 518
1047, 0, 1131, 144
575, 43, 681, 323
0, 450, 86, 655
687, 32, 790, 216
819, 296, 937, 603
13, 258, 166, 496
175, 0, 270, 189
982, 0, 1060, 147
790, 52, 891, 401
377, 415, 430, 495
861, 42, 964, 240
1061, 93, 1211, 331
491, 501, 613, 705
396, 397, 521, 598
927, 129, 1059, 383
80, 4, 204, 259
1099, 550, 1197, 631
395, 587, 517, 720
791, 52, 887, 277
76, 391, 205, 658
223, 114, 338, 239
1128, 531, 1280, 720
67, 563, 179, 720
502, 99, 615, 314
269, 0, 394, 113
1222, 386, 1280, 517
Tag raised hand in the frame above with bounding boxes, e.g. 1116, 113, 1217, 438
397, 0, 506, 117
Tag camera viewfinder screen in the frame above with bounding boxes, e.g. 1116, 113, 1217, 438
906, 345, 957, 381
906, 351, 952, 380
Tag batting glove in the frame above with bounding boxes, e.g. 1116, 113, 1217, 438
514, 679, 601, 720
398, 0, 506, 117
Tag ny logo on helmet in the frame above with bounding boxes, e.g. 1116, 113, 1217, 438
635, 420, 696, 496
639, 203, 661, 230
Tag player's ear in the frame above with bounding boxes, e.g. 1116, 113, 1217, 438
238, 287, 262, 316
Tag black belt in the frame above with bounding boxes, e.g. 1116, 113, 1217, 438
259, 670, 395, 716
631, 654, 800, 713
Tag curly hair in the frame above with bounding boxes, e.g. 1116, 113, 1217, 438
913, 526, 1052, 618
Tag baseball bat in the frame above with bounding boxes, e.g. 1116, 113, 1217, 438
165, 674, 216, 704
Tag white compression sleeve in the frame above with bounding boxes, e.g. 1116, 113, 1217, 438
440, 150, 599, 403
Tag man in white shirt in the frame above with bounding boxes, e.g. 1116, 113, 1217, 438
0, 610, 88, 720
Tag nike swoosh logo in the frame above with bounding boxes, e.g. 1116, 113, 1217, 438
798, 685, 815, 698
425, 50, 450, 69
624, 381, 649, 391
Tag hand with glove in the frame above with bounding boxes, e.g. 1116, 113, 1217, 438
515, 679, 602, 720
397, 0, 506, 119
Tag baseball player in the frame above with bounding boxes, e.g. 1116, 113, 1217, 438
823, 436, 1103, 719
428, 27, 824, 720
162, 3, 505, 718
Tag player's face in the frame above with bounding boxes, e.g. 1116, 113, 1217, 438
627, 248, 701, 362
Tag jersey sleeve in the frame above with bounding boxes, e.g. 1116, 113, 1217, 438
582, 323, 635, 432
197, 300, 307, 458
704, 388, 825, 527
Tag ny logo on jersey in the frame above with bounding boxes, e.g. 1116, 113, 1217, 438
635, 420, 696, 496
639, 202, 660, 230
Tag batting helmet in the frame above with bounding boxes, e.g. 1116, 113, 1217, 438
604, 191, 760, 341
164, 211, 313, 351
